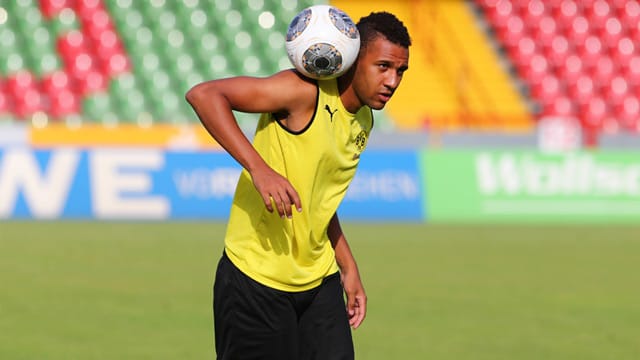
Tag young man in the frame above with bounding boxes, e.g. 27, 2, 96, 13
186, 11, 411, 360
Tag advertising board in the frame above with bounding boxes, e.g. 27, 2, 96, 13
0, 148, 424, 221
421, 150, 640, 223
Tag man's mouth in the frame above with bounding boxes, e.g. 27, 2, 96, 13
379, 93, 392, 102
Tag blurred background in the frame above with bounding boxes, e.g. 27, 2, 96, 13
1, 0, 639, 359
2, 0, 640, 222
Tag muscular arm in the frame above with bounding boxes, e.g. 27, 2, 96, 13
328, 212, 367, 329
185, 70, 315, 218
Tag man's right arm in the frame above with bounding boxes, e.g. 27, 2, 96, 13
185, 71, 309, 218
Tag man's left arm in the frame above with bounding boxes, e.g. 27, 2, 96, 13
328, 212, 367, 329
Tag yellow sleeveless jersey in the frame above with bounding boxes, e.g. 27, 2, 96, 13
224, 77, 373, 292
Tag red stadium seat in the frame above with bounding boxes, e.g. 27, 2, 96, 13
584, 0, 612, 29
40, 70, 80, 118
530, 74, 563, 106
621, 1, 640, 29
533, 15, 559, 46
600, 17, 625, 47
0, 82, 11, 116
553, 0, 579, 26
41, 70, 72, 94
520, 54, 550, 84
101, 53, 130, 77
622, 55, 640, 87
591, 55, 617, 84
544, 35, 571, 67
523, 0, 547, 25
5, 70, 37, 95
16, 91, 44, 119
497, 15, 526, 49
94, 29, 123, 61
603, 75, 630, 107
557, 54, 584, 85
83, 9, 116, 42
610, 0, 630, 10
57, 30, 88, 62
508, 36, 537, 68
542, 95, 574, 117
11, 84, 44, 119
566, 15, 591, 45
49, 89, 81, 118
76, 0, 106, 21
580, 96, 608, 131
612, 37, 636, 65
576, 35, 604, 68
616, 94, 640, 132
567, 74, 596, 107
72, 67, 108, 96
484, 0, 516, 30
40, 0, 73, 19
577, 0, 596, 8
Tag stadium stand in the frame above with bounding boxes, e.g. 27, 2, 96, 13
5, 0, 638, 147
475, 0, 640, 146
0, 0, 317, 130
334, 0, 533, 132
1, 0, 536, 134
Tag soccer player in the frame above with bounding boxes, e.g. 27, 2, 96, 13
186, 11, 411, 360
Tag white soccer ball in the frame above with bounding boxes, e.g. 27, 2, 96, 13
285, 5, 360, 80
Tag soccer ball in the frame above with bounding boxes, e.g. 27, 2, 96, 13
285, 5, 360, 80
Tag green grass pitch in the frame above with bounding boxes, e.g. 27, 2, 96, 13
1, 221, 639, 359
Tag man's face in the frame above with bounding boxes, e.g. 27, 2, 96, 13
352, 36, 409, 110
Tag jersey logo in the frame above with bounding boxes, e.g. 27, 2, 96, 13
353, 130, 367, 160
324, 105, 337, 122
355, 130, 367, 152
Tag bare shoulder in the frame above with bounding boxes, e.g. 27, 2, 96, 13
194, 69, 317, 115
265, 69, 317, 107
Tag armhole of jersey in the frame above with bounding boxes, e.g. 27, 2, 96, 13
274, 82, 319, 135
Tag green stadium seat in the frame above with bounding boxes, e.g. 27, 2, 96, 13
209, 0, 233, 13
109, 73, 138, 92
30, 51, 60, 77
12, 7, 46, 38
205, 54, 234, 79
26, 26, 60, 76
112, 87, 147, 122
82, 93, 114, 122
48, 8, 80, 35
122, 9, 144, 31
105, 0, 134, 11
0, 53, 26, 76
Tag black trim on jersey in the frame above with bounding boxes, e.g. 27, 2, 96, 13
370, 107, 374, 130
273, 81, 319, 135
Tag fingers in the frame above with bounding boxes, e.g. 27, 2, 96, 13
252, 167, 302, 218
261, 194, 274, 212
347, 294, 367, 329
286, 187, 303, 214
262, 187, 302, 218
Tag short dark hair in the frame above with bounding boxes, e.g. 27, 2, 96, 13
356, 12, 412, 49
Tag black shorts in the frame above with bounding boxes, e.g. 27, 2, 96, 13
213, 252, 354, 360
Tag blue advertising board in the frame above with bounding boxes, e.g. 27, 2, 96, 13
339, 150, 424, 221
0, 147, 424, 221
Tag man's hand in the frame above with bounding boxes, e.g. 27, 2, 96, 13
250, 164, 302, 218
342, 270, 367, 329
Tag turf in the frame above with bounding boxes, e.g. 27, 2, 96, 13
0, 222, 639, 359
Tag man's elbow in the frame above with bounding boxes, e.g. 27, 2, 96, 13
185, 84, 203, 106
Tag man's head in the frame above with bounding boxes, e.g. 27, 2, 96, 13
357, 12, 412, 51
342, 12, 411, 111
